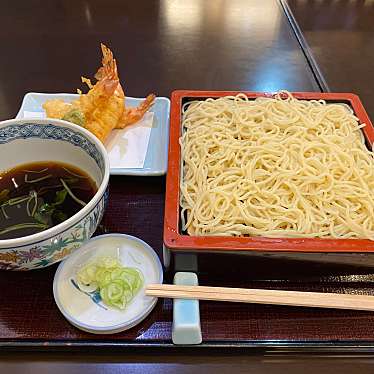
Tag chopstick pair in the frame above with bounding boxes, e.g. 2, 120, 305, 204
146, 284, 374, 311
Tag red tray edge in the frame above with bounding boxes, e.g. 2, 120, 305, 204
164, 91, 374, 253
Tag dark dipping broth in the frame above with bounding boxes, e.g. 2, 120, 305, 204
0, 161, 97, 240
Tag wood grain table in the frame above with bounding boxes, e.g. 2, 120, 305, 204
285, 0, 374, 118
1, 0, 373, 372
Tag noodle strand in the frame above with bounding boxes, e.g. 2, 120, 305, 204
180, 92, 374, 239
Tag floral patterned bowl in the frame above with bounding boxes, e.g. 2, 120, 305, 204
0, 118, 110, 270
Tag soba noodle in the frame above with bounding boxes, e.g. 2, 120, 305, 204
180, 91, 374, 239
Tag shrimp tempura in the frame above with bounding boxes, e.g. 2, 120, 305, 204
43, 44, 155, 143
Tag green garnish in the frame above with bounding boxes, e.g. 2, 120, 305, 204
26, 191, 38, 217
38, 184, 63, 195
34, 203, 54, 225
0, 222, 48, 236
77, 256, 144, 310
63, 177, 79, 185
53, 210, 68, 223
24, 174, 52, 183
34, 188, 68, 225
0, 172, 88, 236
60, 179, 86, 207
62, 108, 85, 127
1, 206, 9, 220
5, 195, 29, 206
54, 189, 68, 205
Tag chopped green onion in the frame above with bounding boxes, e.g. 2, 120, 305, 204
76, 256, 144, 310
60, 179, 87, 207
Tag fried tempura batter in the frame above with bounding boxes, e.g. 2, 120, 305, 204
43, 44, 155, 143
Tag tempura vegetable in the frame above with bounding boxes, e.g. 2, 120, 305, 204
43, 44, 155, 143
43, 99, 75, 119
62, 108, 85, 127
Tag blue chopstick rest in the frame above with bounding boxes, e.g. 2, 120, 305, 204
172, 272, 202, 345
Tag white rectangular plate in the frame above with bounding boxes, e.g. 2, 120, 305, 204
16, 92, 170, 176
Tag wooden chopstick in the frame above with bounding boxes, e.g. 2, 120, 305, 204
145, 284, 374, 311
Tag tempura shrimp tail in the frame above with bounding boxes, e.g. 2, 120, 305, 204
94, 43, 124, 98
76, 43, 125, 142
116, 93, 156, 129
94, 43, 117, 81
42, 43, 156, 144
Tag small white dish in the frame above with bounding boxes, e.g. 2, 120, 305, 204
16, 92, 170, 176
53, 234, 163, 334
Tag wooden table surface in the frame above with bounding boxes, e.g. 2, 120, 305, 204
1, 0, 373, 372
0, 0, 319, 121
286, 0, 374, 118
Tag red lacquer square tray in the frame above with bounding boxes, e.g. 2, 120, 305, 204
164, 90, 374, 253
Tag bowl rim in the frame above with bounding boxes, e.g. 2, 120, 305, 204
0, 118, 110, 248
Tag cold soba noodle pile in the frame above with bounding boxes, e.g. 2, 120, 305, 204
180, 92, 374, 239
